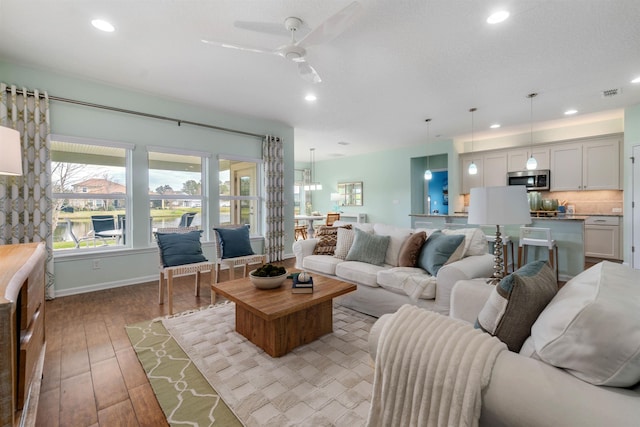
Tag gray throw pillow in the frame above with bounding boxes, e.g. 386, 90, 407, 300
476, 260, 558, 352
417, 230, 465, 276
345, 228, 390, 266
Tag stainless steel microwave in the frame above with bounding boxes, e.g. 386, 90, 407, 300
507, 169, 550, 191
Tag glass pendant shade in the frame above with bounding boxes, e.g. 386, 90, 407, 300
526, 155, 538, 170
468, 161, 478, 175
424, 169, 432, 180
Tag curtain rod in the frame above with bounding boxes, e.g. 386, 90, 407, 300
4, 87, 264, 139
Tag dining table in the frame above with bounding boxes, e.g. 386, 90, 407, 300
294, 215, 325, 238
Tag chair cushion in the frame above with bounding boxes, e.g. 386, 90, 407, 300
397, 231, 427, 267
313, 225, 352, 256
417, 230, 465, 276
529, 261, 640, 387
214, 225, 254, 259
156, 230, 208, 267
476, 260, 557, 352
346, 228, 390, 266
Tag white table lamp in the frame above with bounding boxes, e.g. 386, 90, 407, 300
0, 126, 23, 176
468, 186, 531, 284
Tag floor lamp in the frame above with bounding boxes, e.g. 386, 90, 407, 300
468, 186, 531, 284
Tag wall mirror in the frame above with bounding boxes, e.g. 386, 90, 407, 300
337, 181, 363, 206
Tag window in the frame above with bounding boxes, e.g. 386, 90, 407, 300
51, 135, 132, 250
218, 157, 261, 234
148, 148, 207, 237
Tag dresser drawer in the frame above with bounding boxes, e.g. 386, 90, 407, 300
18, 306, 44, 409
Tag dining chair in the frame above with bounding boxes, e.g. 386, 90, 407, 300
325, 212, 341, 226
294, 220, 308, 240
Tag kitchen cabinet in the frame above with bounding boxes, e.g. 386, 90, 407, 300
550, 137, 620, 191
460, 151, 507, 193
585, 216, 621, 260
507, 147, 550, 172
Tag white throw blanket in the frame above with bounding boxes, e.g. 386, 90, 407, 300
367, 304, 506, 427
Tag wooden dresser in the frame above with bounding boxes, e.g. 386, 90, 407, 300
0, 243, 46, 427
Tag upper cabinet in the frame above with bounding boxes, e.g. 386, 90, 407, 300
507, 147, 550, 172
550, 136, 620, 191
460, 152, 506, 193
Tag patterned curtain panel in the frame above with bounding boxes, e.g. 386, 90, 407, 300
0, 83, 55, 298
262, 135, 284, 262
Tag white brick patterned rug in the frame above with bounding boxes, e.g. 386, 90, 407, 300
162, 302, 376, 426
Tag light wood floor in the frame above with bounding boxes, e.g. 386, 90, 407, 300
35, 258, 295, 427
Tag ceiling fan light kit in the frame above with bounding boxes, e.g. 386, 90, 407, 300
202, 2, 362, 84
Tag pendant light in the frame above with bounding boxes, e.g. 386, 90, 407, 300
424, 118, 433, 180
468, 108, 478, 175
526, 93, 538, 170
304, 148, 322, 191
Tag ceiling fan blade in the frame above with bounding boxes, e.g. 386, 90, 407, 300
297, 1, 363, 48
201, 39, 272, 54
298, 62, 322, 84
234, 20, 310, 37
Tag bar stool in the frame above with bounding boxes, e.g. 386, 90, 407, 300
517, 227, 559, 280
486, 234, 514, 276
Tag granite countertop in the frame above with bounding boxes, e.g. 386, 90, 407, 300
409, 213, 621, 221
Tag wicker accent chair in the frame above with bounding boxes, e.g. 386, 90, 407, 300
325, 212, 341, 226
213, 225, 267, 283
156, 227, 216, 315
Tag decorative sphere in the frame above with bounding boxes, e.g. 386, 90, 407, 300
297, 272, 311, 283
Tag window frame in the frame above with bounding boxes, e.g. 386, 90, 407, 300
218, 154, 263, 236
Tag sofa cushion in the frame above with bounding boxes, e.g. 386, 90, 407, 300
530, 261, 640, 387
333, 220, 375, 234
334, 227, 355, 260
335, 261, 385, 288
377, 267, 436, 300
476, 260, 557, 352
313, 224, 352, 256
346, 228, 390, 266
373, 223, 413, 267
397, 231, 427, 267
441, 227, 487, 257
302, 254, 344, 276
417, 230, 465, 276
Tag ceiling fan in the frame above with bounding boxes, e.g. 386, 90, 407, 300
201, 1, 363, 84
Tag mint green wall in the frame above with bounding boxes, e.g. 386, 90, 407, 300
1, 60, 295, 296
623, 104, 640, 266
312, 140, 458, 227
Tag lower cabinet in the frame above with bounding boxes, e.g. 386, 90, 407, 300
584, 216, 621, 260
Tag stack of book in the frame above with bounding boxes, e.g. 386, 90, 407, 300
292, 275, 314, 294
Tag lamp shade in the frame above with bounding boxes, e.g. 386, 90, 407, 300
468, 186, 531, 226
0, 126, 23, 176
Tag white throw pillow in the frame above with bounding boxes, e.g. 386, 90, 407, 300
530, 261, 640, 387
373, 223, 412, 267
441, 228, 487, 257
334, 227, 355, 260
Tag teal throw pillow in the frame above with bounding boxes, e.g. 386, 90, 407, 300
475, 260, 558, 352
417, 230, 465, 276
156, 230, 207, 267
214, 225, 255, 259
345, 228, 390, 266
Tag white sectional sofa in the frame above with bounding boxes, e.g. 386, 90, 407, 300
292, 221, 494, 317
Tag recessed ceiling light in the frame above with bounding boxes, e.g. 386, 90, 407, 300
92, 19, 115, 32
632, 76, 640, 84
487, 11, 509, 24
564, 109, 578, 115
337, 141, 349, 146
490, 123, 501, 129
305, 94, 317, 102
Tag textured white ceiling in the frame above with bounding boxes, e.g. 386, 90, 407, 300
1, 0, 639, 161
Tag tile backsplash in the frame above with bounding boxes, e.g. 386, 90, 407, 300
541, 190, 623, 214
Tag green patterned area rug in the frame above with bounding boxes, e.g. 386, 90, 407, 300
128, 302, 376, 426
126, 305, 243, 427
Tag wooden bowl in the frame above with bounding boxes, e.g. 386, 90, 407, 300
249, 271, 288, 289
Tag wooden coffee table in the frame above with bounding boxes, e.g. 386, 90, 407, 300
211, 274, 356, 357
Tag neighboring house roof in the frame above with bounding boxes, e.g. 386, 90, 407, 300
73, 178, 126, 194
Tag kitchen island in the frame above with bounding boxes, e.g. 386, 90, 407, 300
410, 213, 588, 280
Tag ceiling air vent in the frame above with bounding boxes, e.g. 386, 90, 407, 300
602, 88, 621, 98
